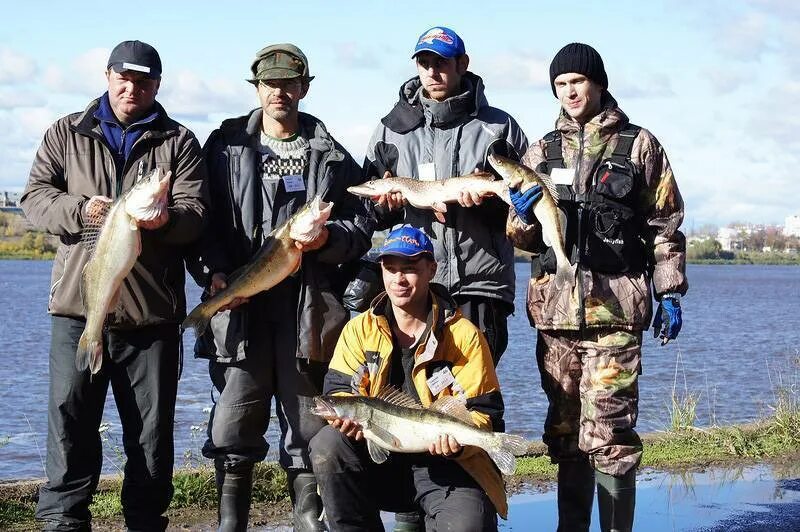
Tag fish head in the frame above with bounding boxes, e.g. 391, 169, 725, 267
347, 179, 393, 200
488, 154, 529, 190
124, 168, 171, 221
289, 195, 334, 243
311, 395, 357, 420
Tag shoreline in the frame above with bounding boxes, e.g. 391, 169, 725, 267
2, 418, 799, 529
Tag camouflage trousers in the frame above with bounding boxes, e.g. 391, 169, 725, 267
536, 328, 643, 476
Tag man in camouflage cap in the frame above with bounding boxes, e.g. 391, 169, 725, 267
188, 43, 372, 531
506, 43, 688, 532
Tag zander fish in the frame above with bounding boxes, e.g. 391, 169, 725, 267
488, 154, 573, 289
77, 168, 171, 374
311, 387, 528, 476
181, 196, 333, 337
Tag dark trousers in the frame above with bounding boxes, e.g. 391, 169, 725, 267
309, 425, 497, 532
36, 316, 180, 531
453, 295, 511, 366
202, 316, 326, 472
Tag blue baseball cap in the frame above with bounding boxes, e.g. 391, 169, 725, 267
377, 225, 434, 260
412, 27, 465, 59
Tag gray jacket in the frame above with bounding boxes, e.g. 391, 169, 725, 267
21, 97, 208, 327
365, 72, 527, 304
190, 109, 373, 364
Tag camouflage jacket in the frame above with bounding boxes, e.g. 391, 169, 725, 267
507, 93, 687, 331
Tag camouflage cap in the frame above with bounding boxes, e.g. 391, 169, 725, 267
248, 43, 314, 84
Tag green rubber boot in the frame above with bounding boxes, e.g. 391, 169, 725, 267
215, 462, 254, 532
596, 469, 636, 532
556, 459, 595, 532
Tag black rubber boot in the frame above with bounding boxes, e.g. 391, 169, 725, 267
287, 469, 326, 531
393, 510, 423, 531
596, 469, 636, 532
215, 462, 254, 532
556, 459, 595, 532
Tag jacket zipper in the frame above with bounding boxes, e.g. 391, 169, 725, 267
575, 124, 587, 332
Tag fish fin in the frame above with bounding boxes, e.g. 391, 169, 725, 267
535, 169, 560, 206
366, 439, 390, 464
434, 210, 446, 223
181, 308, 211, 337
432, 201, 447, 213
76, 332, 103, 374
430, 396, 478, 427
466, 171, 495, 181
486, 447, 517, 476
554, 262, 574, 290
367, 423, 399, 449
376, 386, 423, 409
497, 432, 529, 457
80, 201, 111, 256
486, 433, 528, 476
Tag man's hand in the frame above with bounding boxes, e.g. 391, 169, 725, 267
429, 434, 462, 458
456, 168, 493, 208
211, 272, 248, 312
375, 171, 406, 211
138, 209, 170, 230
83, 195, 113, 220
295, 226, 329, 252
329, 417, 364, 441
653, 295, 682, 345
509, 184, 543, 225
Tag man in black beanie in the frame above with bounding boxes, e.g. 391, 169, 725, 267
505, 43, 688, 532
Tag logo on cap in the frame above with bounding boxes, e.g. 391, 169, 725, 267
412, 26, 465, 59
418, 28, 454, 46
377, 225, 434, 260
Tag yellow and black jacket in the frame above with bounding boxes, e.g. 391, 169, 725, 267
323, 283, 510, 517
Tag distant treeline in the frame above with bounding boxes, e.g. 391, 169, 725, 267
0, 212, 57, 259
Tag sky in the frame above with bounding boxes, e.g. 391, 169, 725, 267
0, 0, 797, 229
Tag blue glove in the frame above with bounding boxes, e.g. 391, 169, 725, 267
653, 295, 682, 345
509, 184, 542, 224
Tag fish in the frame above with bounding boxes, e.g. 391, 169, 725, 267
347, 172, 514, 223
77, 168, 172, 374
181, 196, 333, 337
311, 387, 528, 476
487, 154, 573, 289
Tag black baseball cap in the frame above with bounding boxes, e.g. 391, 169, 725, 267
107, 40, 162, 79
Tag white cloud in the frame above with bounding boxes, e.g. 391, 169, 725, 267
0, 88, 45, 109
43, 47, 109, 96
615, 72, 675, 99
479, 51, 550, 91
157, 69, 253, 122
333, 42, 381, 69
0, 46, 36, 84
707, 68, 750, 94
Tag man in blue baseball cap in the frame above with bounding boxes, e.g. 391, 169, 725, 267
363, 26, 528, 403
310, 224, 509, 530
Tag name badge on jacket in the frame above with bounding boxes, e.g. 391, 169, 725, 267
282, 175, 305, 192
427, 366, 455, 395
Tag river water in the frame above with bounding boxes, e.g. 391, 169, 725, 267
1, 261, 798, 479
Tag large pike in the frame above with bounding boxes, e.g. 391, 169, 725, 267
181, 196, 333, 337
347, 173, 514, 222
311, 388, 528, 476
77, 168, 171, 374
488, 154, 572, 289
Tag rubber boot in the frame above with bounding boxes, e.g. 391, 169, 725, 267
393, 510, 423, 532
596, 469, 636, 532
556, 459, 595, 532
287, 469, 326, 531
216, 462, 254, 532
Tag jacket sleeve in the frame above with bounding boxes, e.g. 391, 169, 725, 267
150, 130, 208, 245
323, 318, 367, 396
505, 141, 547, 254
363, 124, 403, 231
314, 146, 374, 265
637, 131, 688, 298
451, 321, 505, 432
20, 119, 86, 237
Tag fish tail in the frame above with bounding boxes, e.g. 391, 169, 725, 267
76, 333, 103, 374
181, 307, 211, 337
487, 433, 528, 476
554, 259, 573, 290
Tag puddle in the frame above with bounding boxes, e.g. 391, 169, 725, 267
502, 464, 800, 531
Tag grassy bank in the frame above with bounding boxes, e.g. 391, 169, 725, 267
3, 413, 800, 529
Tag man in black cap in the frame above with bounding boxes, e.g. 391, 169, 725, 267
187, 43, 372, 531
21, 40, 208, 531
506, 43, 688, 532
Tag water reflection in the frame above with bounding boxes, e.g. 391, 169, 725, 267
503, 463, 800, 531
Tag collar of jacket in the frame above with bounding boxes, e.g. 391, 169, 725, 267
70, 97, 176, 141
555, 91, 630, 138
231, 108, 344, 164
369, 282, 460, 337
381, 71, 487, 134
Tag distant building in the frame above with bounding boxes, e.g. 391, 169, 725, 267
0, 191, 23, 214
717, 227, 742, 251
785, 215, 800, 238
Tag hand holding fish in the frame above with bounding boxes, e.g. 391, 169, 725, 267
429, 433, 462, 457
83, 195, 112, 219
329, 417, 364, 441
456, 168, 492, 208
294, 225, 329, 251
210, 272, 249, 311
375, 171, 407, 211
137, 208, 169, 230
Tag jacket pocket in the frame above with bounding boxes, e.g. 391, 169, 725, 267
194, 306, 249, 363
49, 245, 72, 311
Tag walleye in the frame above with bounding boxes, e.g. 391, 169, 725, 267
488, 154, 573, 289
77, 168, 172, 374
181, 196, 333, 337
347, 173, 513, 223
311, 388, 528, 476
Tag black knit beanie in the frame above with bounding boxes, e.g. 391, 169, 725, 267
549, 43, 608, 97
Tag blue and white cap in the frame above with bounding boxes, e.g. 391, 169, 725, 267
377, 225, 434, 260
412, 26, 465, 59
